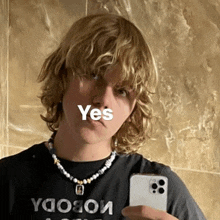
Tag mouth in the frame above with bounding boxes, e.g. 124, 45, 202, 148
86, 114, 105, 127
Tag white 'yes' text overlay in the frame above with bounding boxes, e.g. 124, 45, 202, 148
78, 105, 113, 120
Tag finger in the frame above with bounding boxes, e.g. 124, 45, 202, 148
122, 205, 162, 219
125, 217, 150, 220
122, 205, 178, 220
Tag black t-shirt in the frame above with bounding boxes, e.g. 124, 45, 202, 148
0, 142, 206, 220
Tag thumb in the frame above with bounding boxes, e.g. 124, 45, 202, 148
121, 206, 137, 216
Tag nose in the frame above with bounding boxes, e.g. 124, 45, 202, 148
92, 84, 114, 110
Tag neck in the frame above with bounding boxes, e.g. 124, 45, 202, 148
51, 128, 112, 162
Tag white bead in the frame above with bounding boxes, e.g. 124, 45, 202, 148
83, 180, 87, 184
98, 170, 104, 175
106, 161, 111, 165
66, 173, 70, 178
73, 178, 78, 183
52, 154, 56, 159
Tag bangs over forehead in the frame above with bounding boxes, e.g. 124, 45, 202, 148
60, 14, 157, 97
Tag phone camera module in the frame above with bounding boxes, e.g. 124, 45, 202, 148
159, 179, 165, 186
152, 179, 157, 183
158, 187, 165, 194
152, 183, 158, 189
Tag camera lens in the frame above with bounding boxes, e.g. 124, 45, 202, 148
152, 183, 158, 189
159, 179, 165, 186
158, 187, 165, 194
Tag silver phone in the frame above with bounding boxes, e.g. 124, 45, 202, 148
129, 174, 168, 211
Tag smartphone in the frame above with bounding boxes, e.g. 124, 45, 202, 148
129, 174, 168, 211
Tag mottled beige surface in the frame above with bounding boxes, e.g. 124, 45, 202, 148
0, 0, 9, 155
0, 0, 219, 219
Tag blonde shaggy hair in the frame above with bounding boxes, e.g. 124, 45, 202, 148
38, 13, 158, 154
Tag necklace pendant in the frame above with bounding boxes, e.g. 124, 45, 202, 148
75, 184, 84, 196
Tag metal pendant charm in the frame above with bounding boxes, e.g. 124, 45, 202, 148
75, 184, 84, 196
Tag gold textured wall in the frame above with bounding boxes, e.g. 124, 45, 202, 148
0, 0, 220, 219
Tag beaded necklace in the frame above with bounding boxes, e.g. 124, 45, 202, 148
47, 132, 117, 196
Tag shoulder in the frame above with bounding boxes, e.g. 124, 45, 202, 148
0, 142, 47, 174
116, 152, 170, 175
116, 153, 192, 199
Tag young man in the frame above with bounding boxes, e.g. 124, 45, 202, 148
0, 14, 206, 220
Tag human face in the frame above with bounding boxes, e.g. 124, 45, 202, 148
59, 65, 137, 145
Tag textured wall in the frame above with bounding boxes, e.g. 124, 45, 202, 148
0, 0, 8, 156
0, 0, 219, 219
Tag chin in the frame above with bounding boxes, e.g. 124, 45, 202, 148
81, 131, 112, 144
79, 130, 108, 144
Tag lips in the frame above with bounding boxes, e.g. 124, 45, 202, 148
86, 114, 105, 127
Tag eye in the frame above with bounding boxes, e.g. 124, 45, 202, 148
117, 88, 129, 97
91, 73, 100, 80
